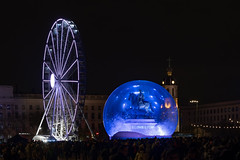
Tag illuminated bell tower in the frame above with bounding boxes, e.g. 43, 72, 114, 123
162, 58, 179, 132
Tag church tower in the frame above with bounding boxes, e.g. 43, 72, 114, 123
162, 57, 179, 132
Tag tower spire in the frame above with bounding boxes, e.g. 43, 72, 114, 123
166, 57, 172, 76
167, 56, 171, 68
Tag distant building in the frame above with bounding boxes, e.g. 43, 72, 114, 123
0, 86, 43, 141
81, 95, 108, 139
180, 100, 240, 137
0, 85, 107, 141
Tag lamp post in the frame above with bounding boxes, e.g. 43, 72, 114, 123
190, 100, 199, 137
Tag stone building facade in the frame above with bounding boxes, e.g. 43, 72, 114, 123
180, 100, 240, 137
0, 85, 107, 141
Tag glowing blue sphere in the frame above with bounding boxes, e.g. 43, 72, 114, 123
103, 80, 178, 139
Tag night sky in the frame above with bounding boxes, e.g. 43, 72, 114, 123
2, 0, 240, 105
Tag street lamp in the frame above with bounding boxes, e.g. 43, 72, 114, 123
190, 100, 199, 137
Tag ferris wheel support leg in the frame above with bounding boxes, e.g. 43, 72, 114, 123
78, 103, 96, 139
35, 106, 49, 136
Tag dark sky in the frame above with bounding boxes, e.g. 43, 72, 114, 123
2, 0, 240, 105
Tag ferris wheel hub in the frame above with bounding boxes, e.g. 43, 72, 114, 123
50, 74, 55, 88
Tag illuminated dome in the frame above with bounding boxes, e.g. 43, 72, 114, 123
103, 80, 178, 139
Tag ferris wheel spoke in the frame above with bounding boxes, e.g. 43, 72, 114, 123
46, 45, 58, 74
60, 21, 64, 71
56, 24, 60, 73
50, 31, 59, 73
61, 88, 74, 123
61, 59, 77, 79
60, 83, 77, 104
59, 88, 70, 134
63, 89, 74, 121
77, 82, 80, 102
43, 62, 57, 76
61, 40, 75, 75
61, 80, 78, 83
62, 27, 70, 70
51, 90, 58, 135
45, 88, 56, 116
43, 86, 53, 100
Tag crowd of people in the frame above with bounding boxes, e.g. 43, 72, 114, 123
1, 136, 240, 160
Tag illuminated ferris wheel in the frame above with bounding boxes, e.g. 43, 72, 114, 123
35, 18, 86, 141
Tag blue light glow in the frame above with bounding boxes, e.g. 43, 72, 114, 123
103, 80, 178, 139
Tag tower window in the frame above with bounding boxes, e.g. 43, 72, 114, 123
171, 80, 175, 84
172, 88, 174, 97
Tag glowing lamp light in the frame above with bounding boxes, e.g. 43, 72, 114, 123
50, 74, 55, 88
103, 80, 178, 139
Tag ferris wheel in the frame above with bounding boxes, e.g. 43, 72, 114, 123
35, 18, 87, 141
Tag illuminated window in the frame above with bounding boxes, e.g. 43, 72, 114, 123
171, 80, 175, 84
162, 81, 165, 85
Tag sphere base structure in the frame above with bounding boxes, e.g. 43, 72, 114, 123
103, 80, 178, 139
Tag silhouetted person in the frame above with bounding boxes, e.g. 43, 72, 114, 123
110, 144, 130, 160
